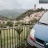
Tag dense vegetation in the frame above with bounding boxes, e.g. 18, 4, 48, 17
0, 18, 37, 28
6, 21, 14, 27
16, 8, 45, 20
0, 21, 14, 28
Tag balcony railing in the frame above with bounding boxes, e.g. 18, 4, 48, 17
0, 25, 33, 48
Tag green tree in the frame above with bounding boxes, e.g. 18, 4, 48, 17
6, 21, 14, 27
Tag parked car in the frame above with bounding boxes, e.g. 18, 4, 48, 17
27, 11, 48, 48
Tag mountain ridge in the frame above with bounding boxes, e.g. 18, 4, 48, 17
0, 9, 27, 19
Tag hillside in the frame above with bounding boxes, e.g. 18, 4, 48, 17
16, 8, 45, 20
0, 15, 9, 20
0, 9, 27, 19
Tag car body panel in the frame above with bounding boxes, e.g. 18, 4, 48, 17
33, 24, 48, 42
27, 12, 48, 48
27, 36, 44, 48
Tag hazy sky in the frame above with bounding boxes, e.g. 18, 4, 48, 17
0, 0, 48, 10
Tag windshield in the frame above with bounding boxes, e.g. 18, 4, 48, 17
39, 11, 48, 24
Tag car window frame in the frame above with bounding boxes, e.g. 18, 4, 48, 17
37, 11, 48, 25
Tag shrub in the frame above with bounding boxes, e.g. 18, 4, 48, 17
6, 21, 14, 27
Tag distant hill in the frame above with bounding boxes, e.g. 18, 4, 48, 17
0, 9, 27, 19
0, 15, 9, 20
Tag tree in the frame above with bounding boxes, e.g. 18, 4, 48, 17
6, 21, 14, 27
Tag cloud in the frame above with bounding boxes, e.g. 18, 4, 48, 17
0, 0, 17, 10
0, 0, 48, 10
0, 0, 39, 10
16, 0, 39, 9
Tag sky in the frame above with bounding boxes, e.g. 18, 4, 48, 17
0, 0, 48, 10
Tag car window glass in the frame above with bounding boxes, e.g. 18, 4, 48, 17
39, 12, 48, 24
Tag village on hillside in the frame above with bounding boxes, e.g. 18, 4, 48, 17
0, 5, 45, 28
19, 11, 44, 23
0, 11, 44, 24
